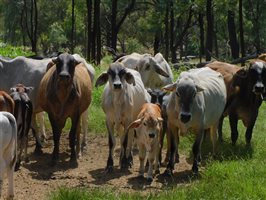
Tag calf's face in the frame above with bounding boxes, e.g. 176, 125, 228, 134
147, 88, 167, 105
95, 63, 135, 90
127, 115, 163, 151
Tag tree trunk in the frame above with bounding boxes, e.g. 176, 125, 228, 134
95, 0, 101, 64
227, 10, 239, 59
239, 0, 245, 58
86, 0, 92, 61
164, 2, 169, 61
111, 0, 117, 51
205, 0, 213, 61
198, 13, 204, 62
153, 31, 160, 55
169, 0, 177, 63
71, 0, 75, 53
214, 21, 219, 58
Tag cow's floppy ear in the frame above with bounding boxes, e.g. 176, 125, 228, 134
162, 83, 177, 92
10, 87, 16, 92
127, 118, 144, 130
95, 72, 109, 87
46, 61, 55, 72
150, 57, 169, 77
235, 68, 247, 78
157, 117, 164, 123
25, 86, 34, 93
74, 58, 81, 67
196, 84, 205, 92
125, 72, 136, 86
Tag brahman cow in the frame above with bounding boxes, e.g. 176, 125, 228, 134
38, 53, 92, 166
95, 62, 150, 172
0, 112, 17, 199
116, 52, 173, 88
163, 67, 226, 174
126, 103, 163, 182
222, 60, 266, 145
10, 84, 33, 170
0, 55, 94, 153
205, 61, 241, 142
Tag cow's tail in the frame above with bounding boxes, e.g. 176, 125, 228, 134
5, 113, 17, 169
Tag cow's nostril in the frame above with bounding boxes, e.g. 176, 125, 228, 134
149, 133, 155, 138
180, 113, 191, 123
114, 83, 122, 89
59, 73, 71, 79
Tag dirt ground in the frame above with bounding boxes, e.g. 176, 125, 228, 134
2, 133, 193, 200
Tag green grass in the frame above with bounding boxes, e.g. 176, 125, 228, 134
0, 42, 34, 58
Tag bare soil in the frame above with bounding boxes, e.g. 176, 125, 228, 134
2, 133, 193, 200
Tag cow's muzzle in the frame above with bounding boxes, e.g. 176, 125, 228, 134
113, 83, 122, 89
59, 72, 71, 80
180, 112, 191, 123
253, 83, 265, 95
149, 133, 155, 138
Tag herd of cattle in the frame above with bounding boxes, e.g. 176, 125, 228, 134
0, 52, 266, 198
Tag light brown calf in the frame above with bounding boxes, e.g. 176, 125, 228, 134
126, 103, 163, 182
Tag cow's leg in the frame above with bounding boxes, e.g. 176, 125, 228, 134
210, 124, 218, 155
147, 148, 157, 182
31, 113, 43, 154
0, 158, 5, 198
229, 113, 239, 145
155, 141, 160, 175
245, 112, 258, 145
69, 115, 81, 166
138, 144, 146, 177
81, 109, 88, 151
6, 165, 14, 199
164, 126, 178, 176
48, 114, 63, 166
36, 112, 47, 141
218, 115, 224, 142
106, 119, 115, 173
192, 129, 204, 174
124, 129, 134, 168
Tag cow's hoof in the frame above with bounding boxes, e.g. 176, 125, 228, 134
34, 147, 43, 155
192, 165, 198, 175
163, 168, 173, 177
81, 142, 87, 152
50, 160, 57, 167
105, 166, 114, 173
15, 162, 21, 171
155, 169, 160, 175
25, 157, 30, 163
7, 194, 14, 200
147, 176, 153, 183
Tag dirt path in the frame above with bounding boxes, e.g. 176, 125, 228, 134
2, 134, 193, 200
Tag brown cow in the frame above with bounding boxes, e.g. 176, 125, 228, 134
10, 83, 33, 170
206, 60, 266, 145
38, 53, 92, 166
0, 91, 14, 114
125, 103, 163, 182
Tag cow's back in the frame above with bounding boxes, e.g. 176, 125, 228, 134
191, 67, 226, 129
0, 56, 51, 112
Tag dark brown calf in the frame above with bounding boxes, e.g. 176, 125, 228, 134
10, 83, 33, 170
0, 91, 14, 114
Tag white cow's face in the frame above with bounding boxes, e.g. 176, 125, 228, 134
95, 63, 135, 89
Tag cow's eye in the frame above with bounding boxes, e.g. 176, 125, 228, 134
143, 122, 147, 126
145, 64, 150, 70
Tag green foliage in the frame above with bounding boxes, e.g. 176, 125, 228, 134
0, 42, 33, 58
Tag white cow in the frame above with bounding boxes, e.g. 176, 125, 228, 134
163, 67, 226, 175
0, 55, 94, 152
95, 62, 151, 172
116, 53, 173, 88
0, 112, 17, 199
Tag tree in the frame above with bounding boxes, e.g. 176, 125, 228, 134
23, 0, 38, 53
227, 9, 239, 59
205, 0, 213, 61
71, 0, 75, 53
239, 0, 245, 58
